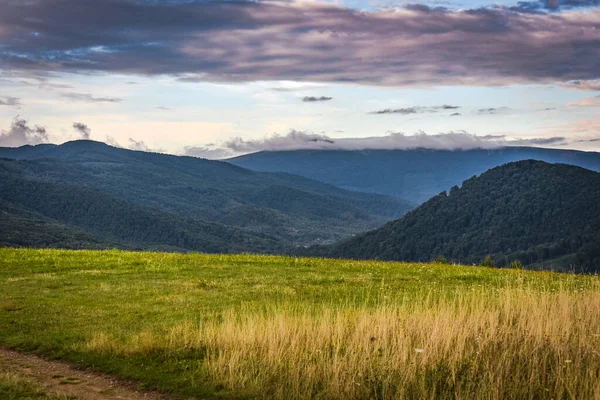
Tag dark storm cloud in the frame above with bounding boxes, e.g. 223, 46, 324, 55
302, 96, 333, 102
1, 1, 600, 87
72, 122, 91, 139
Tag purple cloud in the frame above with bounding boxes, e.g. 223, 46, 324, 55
0, 1, 599, 87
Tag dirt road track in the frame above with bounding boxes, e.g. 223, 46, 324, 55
0, 348, 173, 400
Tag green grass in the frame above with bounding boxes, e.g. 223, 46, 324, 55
0, 372, 71, 400
1, 248, 599, 399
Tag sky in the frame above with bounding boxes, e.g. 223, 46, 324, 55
0, 0, 599, 158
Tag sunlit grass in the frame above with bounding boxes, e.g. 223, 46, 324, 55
1, 248, 599, 398
0, 372, 71, 400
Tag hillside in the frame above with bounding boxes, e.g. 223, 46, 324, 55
228, 147, 600, 203
0, 141, 414, 248
309, 161, 600, 272
0, 176, 282, 253
1, 248, 599, 399
0, 200, 116, 250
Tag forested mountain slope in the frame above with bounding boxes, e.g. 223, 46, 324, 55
308, 161, 600, 272
0, 141, 413, 247
0, 176, 282, 253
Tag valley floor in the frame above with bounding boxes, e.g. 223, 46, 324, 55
1, 248, 599, 399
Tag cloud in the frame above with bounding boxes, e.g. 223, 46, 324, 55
0, 116, 49, 147
575, 137, 600, 143
371, 107, 422, 115
183, 145, 237, 160
105, 135, 121, 147
72, 122, 91, 139
567, 96, 600, 107
541, 115, 600, 138
185, 129, 575, 159
127, 137, 165, 153
128, 138, 150, 151
302, 96, 332, 102
156, 106, 172, 110
450, 112, 461, 116
477, 107, 511, 114
269, 84, 325, 93
500, 136, 567, 145
60, 93, 122, 103
511, 0, 599, 12
0, 97, 21, 108
0, 73, 74, 91
1, 1, 600, 87
561, 80, 600, 91
370, 105, 461, 115
225, 130, 336, 154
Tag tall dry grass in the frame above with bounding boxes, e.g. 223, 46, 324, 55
82, 286, 600, 399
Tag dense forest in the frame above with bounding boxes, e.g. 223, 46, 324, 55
0, 176, 283, 253
307, 161, 600, 272
230, 147, 600, 203
0, 199, 116, 249
0, 140, 414, 249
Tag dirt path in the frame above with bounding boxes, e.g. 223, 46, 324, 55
0, 348, 174, 400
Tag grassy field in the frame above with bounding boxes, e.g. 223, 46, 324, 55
1, 248, 599, 399
0, 371, 71, 400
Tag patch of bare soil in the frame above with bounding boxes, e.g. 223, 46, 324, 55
0, 348, 173, 400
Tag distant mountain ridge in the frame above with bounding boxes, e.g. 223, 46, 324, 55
306, 160, 600, 272
0, 141, 414, 251
228, 147, 600, 203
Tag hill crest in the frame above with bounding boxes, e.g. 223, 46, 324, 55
308, 160, 600, 272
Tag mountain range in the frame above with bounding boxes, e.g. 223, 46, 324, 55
229, 147, 600, 204
2, 142, 600, 272
0, 141, 413, 252
306, 160, 600, 272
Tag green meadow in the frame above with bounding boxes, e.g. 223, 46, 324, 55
1, 248, 599, 399
0, 372, 70, 400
